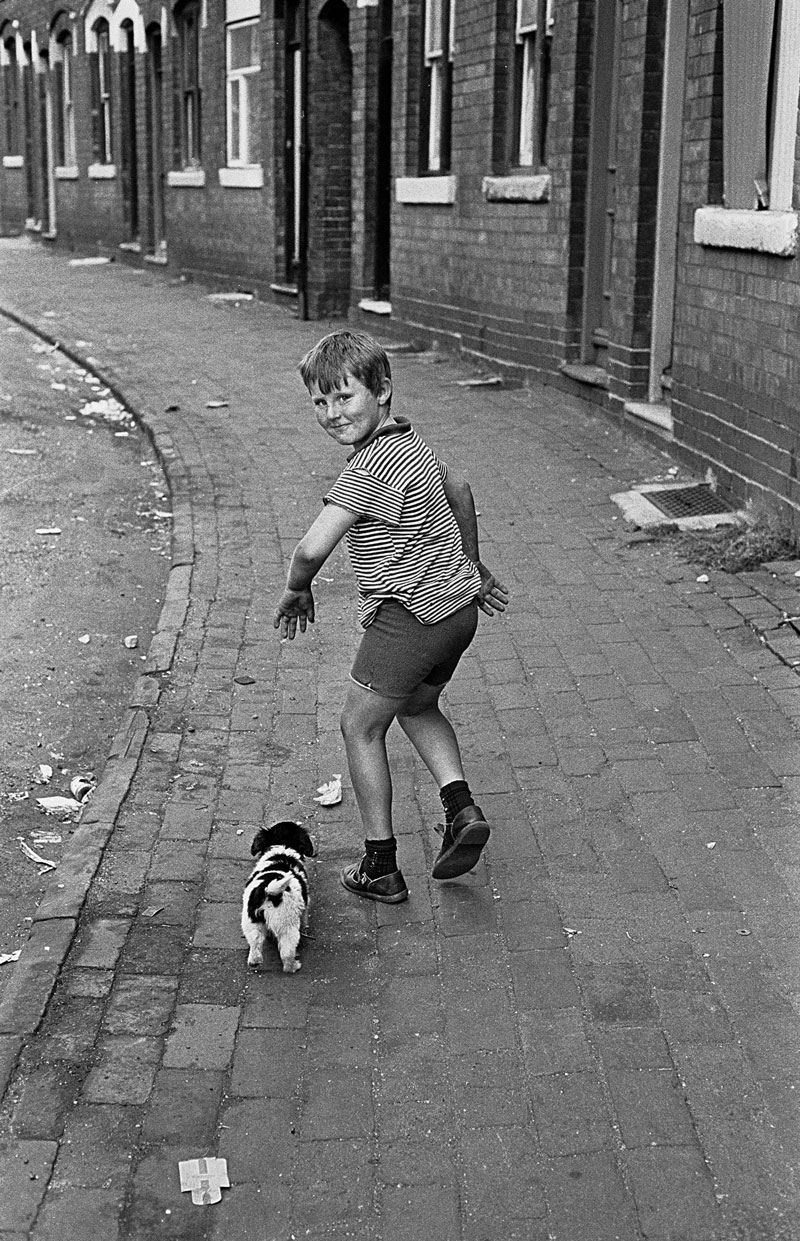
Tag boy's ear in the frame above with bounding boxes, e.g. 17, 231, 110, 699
378, 378, 392, 405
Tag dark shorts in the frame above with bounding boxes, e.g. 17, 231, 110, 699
350, 599, 479, 699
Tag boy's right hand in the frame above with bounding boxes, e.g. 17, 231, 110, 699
477, 566, 509, 617
273, 587, 315, 640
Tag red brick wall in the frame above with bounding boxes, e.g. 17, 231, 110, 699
671, 0, 800, 520
388, 0, 588, 380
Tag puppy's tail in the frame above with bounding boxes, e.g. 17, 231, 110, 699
266, 874, 293, 897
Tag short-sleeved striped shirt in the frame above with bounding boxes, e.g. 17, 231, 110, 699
324, 418, 481, 627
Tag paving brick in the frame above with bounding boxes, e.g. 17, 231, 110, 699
380, 1183, 460, 1239
32, 1188, 124, 1241
126, 1143, 214, 1241
178, 949, 247, 1004
0, 1140, 58, 1231
207, 1182, 292, 1241
530, 1071, 612, 1155
102, 975, 178, 1037
51, 1105, 140, 1189
240, 976, 313, 1027
460, 1126, 547, 1237
442, 983, 517, 1050
10, 1062, 85, 1140
142, 1069, 224, 1143
230, 1028, 306, 1097
82, 1036, 161, 1105
163, 1003, 239, 1070
291, 1139, 375, 1232
577, 962, 658, 1024
519, 1008, 594, 1075
544, 1151, 641, 1241
117, 925, 189, 976
607, 1067, 697, 1147
510, 950, 582, 1012
623, 1146, 720, 1236
217, 1097, 299, 1181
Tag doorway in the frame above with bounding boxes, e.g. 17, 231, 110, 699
374, 0, 392, 300
144, 23, 165, 258
284, 0, 304, 288
306, 0, 352, 317
580, 0, 621, 370
119, 20, 139, 242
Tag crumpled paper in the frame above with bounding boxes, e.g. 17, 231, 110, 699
313, 774, 342, 806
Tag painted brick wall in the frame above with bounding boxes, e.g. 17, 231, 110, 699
671, 0, 800, 519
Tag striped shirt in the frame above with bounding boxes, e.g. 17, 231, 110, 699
324, 418, 481, 627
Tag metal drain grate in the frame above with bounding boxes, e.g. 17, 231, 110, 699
644, 484, 733, 519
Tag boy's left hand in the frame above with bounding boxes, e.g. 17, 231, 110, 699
273, 587, 315, 639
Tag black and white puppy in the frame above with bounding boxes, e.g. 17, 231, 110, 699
241, 821, 315, 974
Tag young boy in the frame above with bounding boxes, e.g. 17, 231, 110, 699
273, 330, 508, 903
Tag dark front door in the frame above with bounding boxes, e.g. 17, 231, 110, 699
120, 21, 139, 240
581, 0, 621, 369
374, 0, 392, 299
145, 25, 166, 257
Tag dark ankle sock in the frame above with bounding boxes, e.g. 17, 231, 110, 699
362, 837, 398, 879
440, 780, 474, 823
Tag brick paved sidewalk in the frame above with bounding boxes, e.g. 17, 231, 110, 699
0, 243, 798, 1240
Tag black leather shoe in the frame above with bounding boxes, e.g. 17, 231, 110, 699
432, 805, 490, 880
340, 862, 409, 903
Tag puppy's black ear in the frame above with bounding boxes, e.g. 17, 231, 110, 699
298, 828, 315, 857
251, 828, 271, 857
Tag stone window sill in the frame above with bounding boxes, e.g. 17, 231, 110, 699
482, 173, 551, 202
395, 176, 456, 205
219, 166, 263, 188
56, 166, 79, 180
694, 205, 798, 256
167, 168, 206, 188
88, 163, 117, 180
3, 155, 23, 169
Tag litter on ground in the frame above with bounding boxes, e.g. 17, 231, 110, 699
179, 1158, 230, 1206
314, 774, 342, 806
18, 838, 57, 870
36, 796, 82, 814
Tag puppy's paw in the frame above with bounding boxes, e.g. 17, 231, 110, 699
282, 959, 301, 974
247, 952, 264, 968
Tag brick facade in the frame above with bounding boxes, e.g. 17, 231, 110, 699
0, 0, 798, 521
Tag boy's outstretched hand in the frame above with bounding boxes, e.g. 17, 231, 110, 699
273, 587, 315, 640
477, 566, 509, 617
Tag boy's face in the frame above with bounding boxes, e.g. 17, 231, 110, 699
309, 372, 391, 448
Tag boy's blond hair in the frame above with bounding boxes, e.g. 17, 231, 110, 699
299, 330, 392, 401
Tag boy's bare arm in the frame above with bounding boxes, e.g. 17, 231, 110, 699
274, 504, 359, 640
442, 472, 509, 617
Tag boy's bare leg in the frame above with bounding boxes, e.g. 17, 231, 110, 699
395, 682, 465, 786
340, 681, 400, 841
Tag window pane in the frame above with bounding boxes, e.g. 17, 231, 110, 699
229, 22, 258, 71
425, 0, 443, 59
229, 77, 242, 160
517, 0, 537, 36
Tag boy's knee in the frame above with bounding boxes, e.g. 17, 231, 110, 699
340, 701, 389, 745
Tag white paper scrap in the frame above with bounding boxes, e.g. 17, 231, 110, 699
314, 774, 342, 806
179, 1157, 230, 1205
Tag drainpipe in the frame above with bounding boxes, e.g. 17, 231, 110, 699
297, 0, 310, 320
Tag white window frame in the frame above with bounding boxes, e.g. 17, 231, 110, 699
53, 32, 76, 169
515, 0, 553, 168
422, 0, 454, 172
695, 0, 800, 255
226, 17, 259, 167
93, 20, 113, 164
